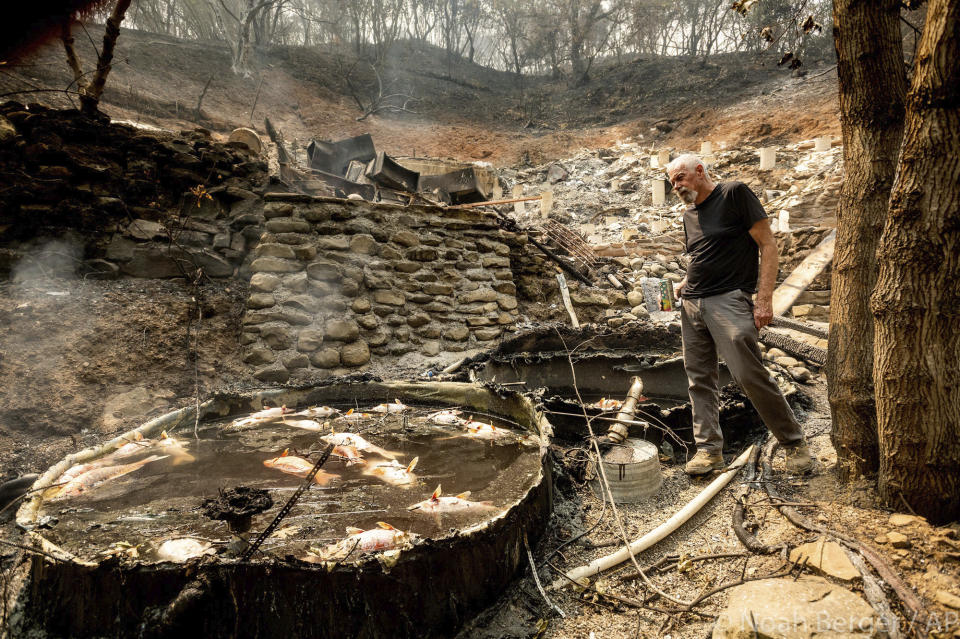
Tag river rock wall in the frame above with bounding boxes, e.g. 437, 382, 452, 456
240, 195, 525, 381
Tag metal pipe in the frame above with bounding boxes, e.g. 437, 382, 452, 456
606, 377, 646, 444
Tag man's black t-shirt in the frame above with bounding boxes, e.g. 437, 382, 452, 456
682, 182, 767, 299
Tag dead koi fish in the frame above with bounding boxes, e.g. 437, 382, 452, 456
425, 409, 465, 426
335, 408, 372, 423
364, 457, 418, 487
332, 444, 365, 466
408, 484, 496, 514
462, 418, 515, 441
156, 538, 212, 562
588, 397, 623, 411
226, 405, 291, 430
262, 449, 339, 486
292, 405, 339, 419
370, 399, 410, 414
53, 455, 168, 499
310, 522, 416, 562
320, 431, 400, 460
279, 419, 326, 432
154, 431, 196, 465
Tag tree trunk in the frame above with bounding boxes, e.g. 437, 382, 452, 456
81, 0, 133, 115
872, 0, 960, 524
826, 0, 906, 482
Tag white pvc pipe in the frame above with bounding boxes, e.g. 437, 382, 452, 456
553, 445, 755, 589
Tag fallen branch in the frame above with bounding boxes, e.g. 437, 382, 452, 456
524, 530, 565, 618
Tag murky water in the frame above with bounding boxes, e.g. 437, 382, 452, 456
38, 406, 542, 563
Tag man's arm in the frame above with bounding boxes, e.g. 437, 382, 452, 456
748, 218, 777, 329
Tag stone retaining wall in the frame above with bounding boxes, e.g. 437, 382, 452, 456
241, 195, 524, 381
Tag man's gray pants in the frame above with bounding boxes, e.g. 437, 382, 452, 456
680, 289, 803, 454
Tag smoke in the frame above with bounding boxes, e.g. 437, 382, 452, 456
11, 236, 84, 283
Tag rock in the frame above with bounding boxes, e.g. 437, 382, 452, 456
250, 273, 281, 293
265, 218, 311, 233
391, 230, 419, 247
627, 290, 645, 307
407, 313, 430, 328
712, 576, 877, 639
474, 328, 501, 341
310, 348, 340, 369
251, 257, 301, 274
340, 340, 371, 366
886, 531, 911, 548
284, 272, 308, 293
788, 366, 812, 382
306, 260, 341, 281
631, 305, 650, 318
316, 236, 350, 250
607, 317, 625, 328
394, 261, 420, 273
254, 364, 290, 383
255, 243, 296, 259
0, 115, 17, 145
284, 294, 321, 313
447, 326, 470, 341
125, 219, 166, 240
356, 314, 379, 330
497, 295, 518, 310
373, 290, 405, 306
324, 319, 359, 342
350, 234, 379, 255
259, 325, 293, 350
352, 298, 371, 313
767, 348, 787, 359
247, 293, 276, 309
423, 283, 454, 296
282, 353, 310, 370
789, 538, 860, 581
263, 202, 294, 218
546, 164, 568, 183
408, 247, 438, 261
244, 347, 277, 365
422, 340, 441, 356
106, 236, 136, 262
935, 590, 960, 610
297, 329, 324, 352
889, 513, 925, 527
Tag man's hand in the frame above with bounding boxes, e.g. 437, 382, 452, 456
674, 277, 687, 300
754, 297, 773, 329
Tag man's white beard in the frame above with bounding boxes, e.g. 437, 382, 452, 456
677, 187, 698, 204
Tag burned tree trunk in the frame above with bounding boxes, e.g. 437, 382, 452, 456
826, 0, 905, 482
872, 0, 960, 524
60, 0, 133, 116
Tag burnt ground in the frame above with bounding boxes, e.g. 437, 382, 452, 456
2, 25, 958, 639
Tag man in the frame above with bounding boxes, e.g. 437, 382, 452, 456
666, 154, 814, 475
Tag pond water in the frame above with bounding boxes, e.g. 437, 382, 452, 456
38, 404, 542, 563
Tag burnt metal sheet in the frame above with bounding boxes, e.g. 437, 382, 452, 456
307, 134, 376, 176
418, 167, 486, 205
365, 152, 420, 192
305, 169, 376, 200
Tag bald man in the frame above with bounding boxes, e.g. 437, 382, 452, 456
666, 154, 813, 476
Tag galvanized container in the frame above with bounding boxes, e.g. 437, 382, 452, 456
588, 438, 662, 503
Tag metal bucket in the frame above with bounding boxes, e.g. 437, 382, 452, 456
588, 438, 662, 503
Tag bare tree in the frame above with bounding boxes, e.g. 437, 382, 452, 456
61, 0, 134, 115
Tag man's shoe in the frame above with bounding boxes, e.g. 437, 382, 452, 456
684, 450, 725, 476
784, 440, 815, 474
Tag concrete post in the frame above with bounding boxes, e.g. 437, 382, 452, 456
540, 190, 553, 217
700, 141, 713, 155
658, 150, 671, 167
814, 137, 831, 152
759, 147, 776, 170
651, 179, 666, 205
512, 184, 524, 215
778, 209, 791, 233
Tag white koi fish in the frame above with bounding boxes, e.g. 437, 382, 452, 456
332, 444, 365, 466
408, 484, 496, 514
53, 455, 169, 499
262, 449, 339, 486
425, 409, 465, 426
224, 405, 292, 431
293, 406, 340, 419
156, 538, 212, 562
336, 408, 372, 423
370, 399, 410, 414
364, 457, 418, 487
309, 522, 416, 562
462, 418, 515, 441
279, 419, 326, 432
588, 397, 623, 411
320, 431, 400, 460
